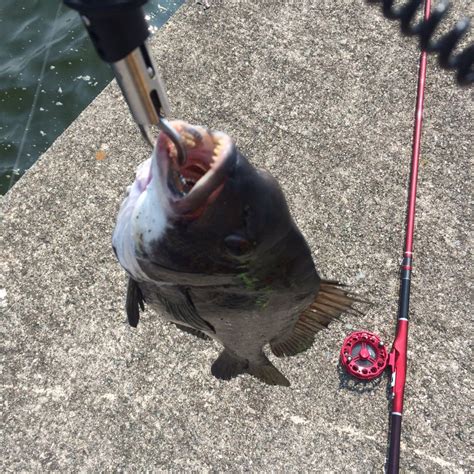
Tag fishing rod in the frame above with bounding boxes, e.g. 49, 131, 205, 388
341, 0, 472, 472
386, 0, 431, 470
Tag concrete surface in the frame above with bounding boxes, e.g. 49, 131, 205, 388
2, 0, 472, 471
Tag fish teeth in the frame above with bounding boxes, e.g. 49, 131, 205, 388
213, 137, 224, 159
183, 128, 203, 144
168, 143, 178, 160
182, 132, 197, 149
184, 138, 196, 149
212, 136, 222, 146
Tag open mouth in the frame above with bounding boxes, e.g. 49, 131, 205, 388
156, 121, 235, 216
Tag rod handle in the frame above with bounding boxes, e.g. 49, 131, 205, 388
387, 413, 402, 473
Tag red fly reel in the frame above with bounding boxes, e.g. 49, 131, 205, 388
340, 331, 388, 380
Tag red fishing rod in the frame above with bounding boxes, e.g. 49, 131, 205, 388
387, 0, 431, 470
341, 0, 473, 472
340, 1, 431, 462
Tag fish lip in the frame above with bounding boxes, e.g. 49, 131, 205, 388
156, 121, 236, 217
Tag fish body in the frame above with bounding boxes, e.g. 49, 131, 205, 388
113, 121, 357, 386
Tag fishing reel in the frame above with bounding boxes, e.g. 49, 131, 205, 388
371, 0, 474, 85
340, 331, 388, 380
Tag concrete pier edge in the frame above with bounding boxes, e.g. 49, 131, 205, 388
2, 0, 472, 471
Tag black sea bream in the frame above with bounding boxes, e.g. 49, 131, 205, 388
112, 121, 358, 386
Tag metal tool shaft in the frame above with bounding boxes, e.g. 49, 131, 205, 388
64, 0, 186, 164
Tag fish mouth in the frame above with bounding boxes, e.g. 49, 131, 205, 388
156, 120, 236, 218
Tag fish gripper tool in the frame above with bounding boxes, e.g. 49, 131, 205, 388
63, 0, 187, 164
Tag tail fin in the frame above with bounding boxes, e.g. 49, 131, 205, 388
271, 280, 365, 358
211, 349, 290, 387
247, 354, 290, 387
211, 349, 248, 380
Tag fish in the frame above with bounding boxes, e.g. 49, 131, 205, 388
112, 120, 360, 387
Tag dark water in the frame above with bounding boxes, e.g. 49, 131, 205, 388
0, 0, 184, 195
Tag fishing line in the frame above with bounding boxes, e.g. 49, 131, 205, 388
8, 1, 63, 193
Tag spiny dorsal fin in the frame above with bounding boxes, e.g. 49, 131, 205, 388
271, 280, 366, 358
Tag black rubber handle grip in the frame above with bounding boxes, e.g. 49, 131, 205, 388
387, 413, 402, 473
64, 0, 150, 63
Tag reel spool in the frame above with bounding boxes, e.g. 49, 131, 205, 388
340, 331, 388, 380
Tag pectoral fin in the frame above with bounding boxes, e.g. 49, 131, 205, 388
174, 323, 211, 340
158, 287, 215, 334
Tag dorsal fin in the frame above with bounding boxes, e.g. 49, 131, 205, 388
270, 280, 366, 358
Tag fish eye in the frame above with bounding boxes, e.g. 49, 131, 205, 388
224, 234, 253, 256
